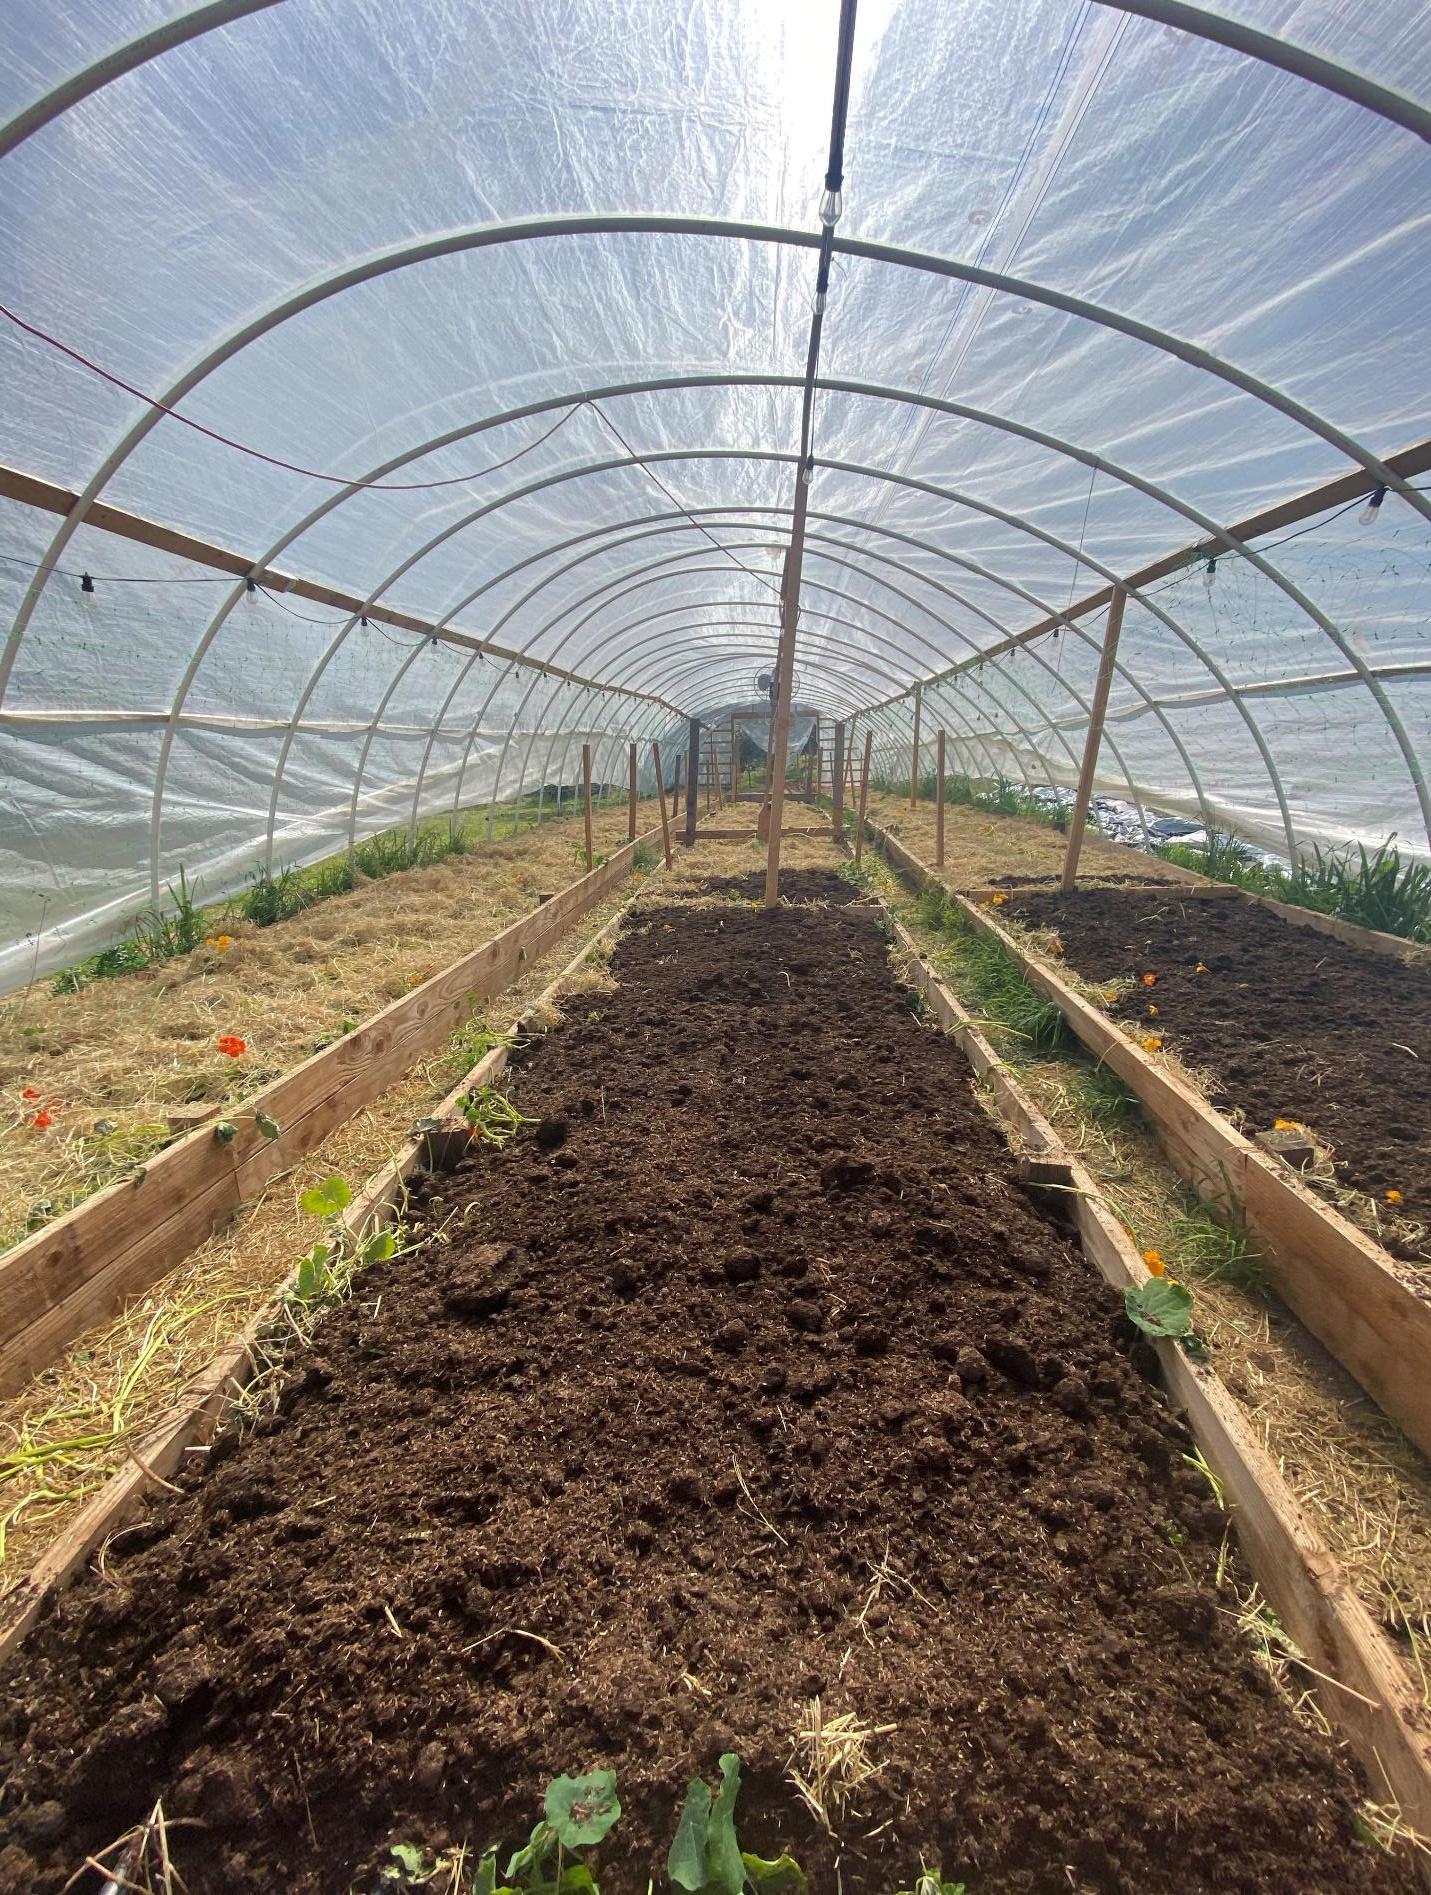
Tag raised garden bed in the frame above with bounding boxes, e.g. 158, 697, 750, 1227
1004, 886, 1431, 1245
0, 872, 1419, 1893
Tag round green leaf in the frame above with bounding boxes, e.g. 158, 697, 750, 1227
300, 1175, 353, 1217
544, 1770, 621, 1848
1124, 1277, 1194, 1339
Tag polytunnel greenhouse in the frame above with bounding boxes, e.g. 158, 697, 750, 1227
1, 1, 1430, 1890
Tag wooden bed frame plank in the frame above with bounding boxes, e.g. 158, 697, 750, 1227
887, 912, 1431, 1838
865, 819, 1431, 1462
0, 835, 658, 1396
0, 894, 640, 1664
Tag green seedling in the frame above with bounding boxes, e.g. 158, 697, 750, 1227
477, 1770, 621, 1893
1123, 1276, 1194, 1340
290, 1174, 395, 1307
460, 1084, 535, 1146
896, 1877, 967, 1895
668, 1754, 806, 1894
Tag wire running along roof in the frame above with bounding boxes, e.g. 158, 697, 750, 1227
0, 0, 1427, 977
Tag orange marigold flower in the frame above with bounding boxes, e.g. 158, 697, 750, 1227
1141, 1034, 1164, 1053
30, 1110, 53, 1130
1274, 1117, 1302, 1131
1141, 971, 1157, 987
992, 892, 1009, 906
1386, 1189, 1403, 1205
1146, 1004, 1159, 1017
216, 1034, 246, 1057
1142, 1249, 1166, 1276
1195, 961, 1209, 975
21, 1086, 40, 1101
1102, 991, 1118, 1005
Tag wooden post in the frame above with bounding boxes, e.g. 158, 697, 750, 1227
729, 713, 738, 801
627, 742, 638, 842
651, 741, 673, 869
813, 715, 822, 799
684, 717, 701, 847
1061, 585, 1127, 893
909, 684, 922, 807
853, 729, 874, 865
831, 719, 846, 841
581, 742, 594, 871
671, 752, 682, 822
935, 728, 946, 868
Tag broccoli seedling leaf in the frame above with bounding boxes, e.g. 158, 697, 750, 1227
667, 1777, 713, 1890
1123, 1277, 1193, 1339
544, 1769, 621, 1848
706, 1754, 746, 1895
743, 1852, 807, 1890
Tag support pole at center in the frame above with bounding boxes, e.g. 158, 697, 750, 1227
831, 718, 846, 842
935, 727, 946, 867
763, 478, 809, 906
627, 741, 638, 842
1060, 585, 1127, 893
909, 682, 922, 808
581, 741, 594, 871
683, 717, 701, 848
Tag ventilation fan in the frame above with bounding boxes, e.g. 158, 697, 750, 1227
753, 665, 799, 702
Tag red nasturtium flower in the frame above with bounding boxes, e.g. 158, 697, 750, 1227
216, 1034, 246, 1058
30, 1110, 53, 1130
21, 1087, 40, 1101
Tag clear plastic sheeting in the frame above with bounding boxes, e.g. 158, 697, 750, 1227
0, 0, 1428, 977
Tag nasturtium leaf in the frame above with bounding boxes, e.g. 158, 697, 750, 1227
473, 1848, 500, 1895
388, 1842, 425, 1876
359, 1227, 397, 1265
505, 1820, 553, 1880
556, 1868, 598, 1892
706, 1754, 746, 1895
1123, 1277, 1194, 1339
254, 1109, 281, 1140
544, 1770, 621, 1848
293, 1242, 331, 1303
743, 1852, 808, 1890
213, 1119, 238, 1145
300, 1174, 353, 1217
667, 1777, 713, 1890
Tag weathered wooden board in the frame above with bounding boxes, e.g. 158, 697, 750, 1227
863, 818, 1431, 1464
887, 911, 1431, 1839
0, 896, 640, 1663
0, 837, 657, 1395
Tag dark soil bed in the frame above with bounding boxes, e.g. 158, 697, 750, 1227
0, 872, 1412, 1894
1004, 887, 1431, 1249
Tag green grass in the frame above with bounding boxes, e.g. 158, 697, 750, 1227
914, 884, 1069, 1053
1157, 830, 1431, 944
1168, 1203, 1267, 1292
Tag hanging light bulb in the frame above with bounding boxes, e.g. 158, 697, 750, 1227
1359, 483, 1387, 527
1203, 557, 1217, 588
818, 186, 842, 228
79, 572, 95, 609
800, 459, 815, 487
813, 289, 827, 315
244, 574, 258, 606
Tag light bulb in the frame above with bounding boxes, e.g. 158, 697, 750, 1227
79, 572, 95, 609
818, 187, 842, 228
1359, 484, 1387, 526
1203, 558, 1216, 588
244, 576, 258, 606
813, 289, 827, 315
800, 461, 814, 487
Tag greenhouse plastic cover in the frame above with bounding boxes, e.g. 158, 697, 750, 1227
0, 0, 1428, 980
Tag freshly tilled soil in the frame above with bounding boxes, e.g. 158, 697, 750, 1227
0, 872, 1413, 1893
1006, 886, 1431, 1239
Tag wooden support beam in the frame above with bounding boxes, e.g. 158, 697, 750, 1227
853, 727, 873, 866
1061, 586, 1126, 892
729, 713, 739, 802
580, 744, 594, 871
813, 716, 822, 799
764, 474, 809, 906
684, 718, 701, 848
909, 683, 922, 808
627, 742, 638, 842
0, 462, 674, 714
831, 719, 846, 842
652, 741, 674, 868
935, 728, 946, 868
671, 752, 683, 822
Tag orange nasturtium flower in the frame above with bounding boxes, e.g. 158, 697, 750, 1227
205, 933, 234, 952
1142, 1249, 1167, 1276
1141, 971, 1158, 988
1141, 1034, 1164, 1053
1386, 1189, 1403, 1205
21, 1086, 40, 1101
1146, 1004, 1159, 1017
1102, 991, 1118, 1005
1273, 1117, 1302, 1131
30, 1110, 53, 1130
1195, 961, 1209, 975
991, 892, 1009, 906
216, 1034, 247, 1058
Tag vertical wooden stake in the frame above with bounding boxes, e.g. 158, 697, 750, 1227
1061, 585, 1127, 893
909, 684, 922, 808
581, 742, 594, 872
729, 713, 739, 802
627, 742, 638, 842
651, 741, 673, 869
934, 729, 946, 868
671, 753, 683, 822
684, 718, 701, 847
831, 719, 846, 842
853, 728, 874, 865
813, 715, 822, 799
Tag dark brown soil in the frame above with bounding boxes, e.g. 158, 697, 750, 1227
0, 872, 1413, 1894
1006, 887, 1431, 1246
